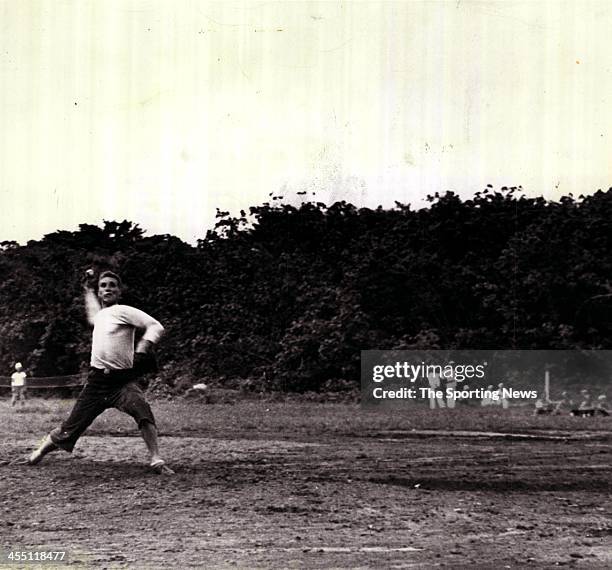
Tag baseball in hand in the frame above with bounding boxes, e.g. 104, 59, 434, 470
86, 269, 95, 277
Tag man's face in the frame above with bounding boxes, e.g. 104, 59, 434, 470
98, 276, 121, 307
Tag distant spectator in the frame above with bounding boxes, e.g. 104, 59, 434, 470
445, 362, 457, 409
497, 382, 510, 409
458, 384, 476, 406
595, 395, 610, 416
579, 390, 595, 412
533, 398, 554, 416
571, 389, 595, 417
552, 391, 574, 415
481, 385, 495, 407
10, 362, 27, 407
426, 369, 445, 410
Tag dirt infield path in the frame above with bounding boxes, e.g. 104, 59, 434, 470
2, 426, 612, 569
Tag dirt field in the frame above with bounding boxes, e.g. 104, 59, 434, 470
1, 399, 611, 569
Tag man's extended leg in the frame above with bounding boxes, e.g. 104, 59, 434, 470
140, 421, 174, 474
28, 434, 58, 464
140, 421, 162, 464
114, 382, 174, 474
29, 383, 107, 464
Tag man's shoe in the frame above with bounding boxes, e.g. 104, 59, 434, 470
28, 435, 58, 465
150, 459, 175, 475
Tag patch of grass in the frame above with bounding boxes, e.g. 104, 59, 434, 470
149, 400, 612, 438
3, 398, 610, 441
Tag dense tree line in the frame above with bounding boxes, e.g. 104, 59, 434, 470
1, 188, 611, 391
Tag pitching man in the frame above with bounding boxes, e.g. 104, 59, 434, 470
29, 270, 173, 474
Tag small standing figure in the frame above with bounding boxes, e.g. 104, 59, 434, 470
445, 362, 457, 409
426, 369, 445, 410
497, 382, 510, 409
481, 385, 495, 407
579, 389, 593, 409
10, 362, 27, 407
595, 395, 610, 416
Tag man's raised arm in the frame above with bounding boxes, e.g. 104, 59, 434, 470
84, 285, 102, 326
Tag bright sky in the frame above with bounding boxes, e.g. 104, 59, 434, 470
1, 1, 611, 244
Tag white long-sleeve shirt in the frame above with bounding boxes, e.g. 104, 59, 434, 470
90, 304, 164, 370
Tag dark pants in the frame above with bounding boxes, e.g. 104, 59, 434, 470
50, 368, 156, 452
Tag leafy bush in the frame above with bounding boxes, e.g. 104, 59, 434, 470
1, 189, 611, 392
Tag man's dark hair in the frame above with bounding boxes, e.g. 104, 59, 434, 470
97, 271, 123, 291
